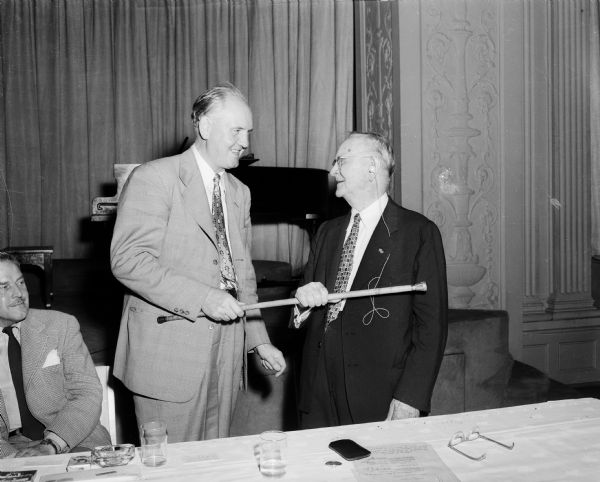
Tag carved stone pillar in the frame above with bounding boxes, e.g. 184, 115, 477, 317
545, 0, 593, 313
418, 0, 500, 309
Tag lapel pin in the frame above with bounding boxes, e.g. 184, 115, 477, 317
378, 248, 384, 254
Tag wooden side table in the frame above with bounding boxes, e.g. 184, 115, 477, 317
4, 246, 54, 308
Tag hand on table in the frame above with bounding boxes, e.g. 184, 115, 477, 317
15, 440, 55, 458
386, 399, 420, 421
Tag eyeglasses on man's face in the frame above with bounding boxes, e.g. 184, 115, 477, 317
331, 152, 379, 171
447, 426, 514, 461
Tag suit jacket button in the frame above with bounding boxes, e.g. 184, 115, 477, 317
318, 341, 323, 348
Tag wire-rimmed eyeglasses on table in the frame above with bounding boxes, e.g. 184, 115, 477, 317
448, 427, 515, 461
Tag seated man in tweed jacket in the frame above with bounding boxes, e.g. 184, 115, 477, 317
0, 252, 110, 458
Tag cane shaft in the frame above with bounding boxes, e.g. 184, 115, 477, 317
156, 281, 427, 323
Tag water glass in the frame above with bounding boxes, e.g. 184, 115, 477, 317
259, 430, 287, 477
139, 420, 167, 467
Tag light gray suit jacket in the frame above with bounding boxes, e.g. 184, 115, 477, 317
110, 148, 270, 404
0, 310, 111, 458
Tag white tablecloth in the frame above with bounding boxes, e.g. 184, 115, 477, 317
2, 398, 600, 481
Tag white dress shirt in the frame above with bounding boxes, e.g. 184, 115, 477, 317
294, 194, 389, 326
191, 145, 235, 290
0, 323, 22, 431
339, 194, 389, 310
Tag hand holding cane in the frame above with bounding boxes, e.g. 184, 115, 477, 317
156, 281, 427, 324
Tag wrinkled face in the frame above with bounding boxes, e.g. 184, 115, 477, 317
329, 136, 377, 202
202, 95, 253, 172
0, 261, 29, 328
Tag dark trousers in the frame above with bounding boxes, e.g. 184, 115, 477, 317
300, 317, 353, 429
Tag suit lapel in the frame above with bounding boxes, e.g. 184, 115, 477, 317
223, 173, 243, 263
20, 311, 53, 391
179, 149, 217, 248
325, 214, 351, 292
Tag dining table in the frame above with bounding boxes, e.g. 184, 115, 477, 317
1, 397, 599, 481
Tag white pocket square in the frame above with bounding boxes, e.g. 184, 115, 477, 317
42, 349, 61, 368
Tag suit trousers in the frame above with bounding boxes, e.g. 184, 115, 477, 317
300, 315, 353, 429
133, 323, 224, 443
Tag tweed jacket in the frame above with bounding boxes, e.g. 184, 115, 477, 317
298, 199, 448, 422
0, 310, 111, 458
110, 148, 270, 403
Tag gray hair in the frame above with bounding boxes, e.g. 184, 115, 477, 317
347, 131, 395, 175
191, 82, 247, 125
0, 251, 20, 268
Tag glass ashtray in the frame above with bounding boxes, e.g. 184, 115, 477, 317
91, 444, 136, 467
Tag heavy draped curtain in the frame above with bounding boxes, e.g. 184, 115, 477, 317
0, 0, 353, 272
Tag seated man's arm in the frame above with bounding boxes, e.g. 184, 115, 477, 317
0, 398, 17, 458
42, 315, 105, 450
0, 441, 17, 458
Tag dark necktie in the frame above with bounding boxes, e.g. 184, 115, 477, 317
212, 174, 237, 292
326, 213, 361, 330
3, 326, 45, 440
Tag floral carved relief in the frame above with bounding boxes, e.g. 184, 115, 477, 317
424, 0, 499, 308
364, 1, 394, 140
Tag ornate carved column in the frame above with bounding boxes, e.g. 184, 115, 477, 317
358, 0, 501, 309
545, 0, 593, 313
423, 0, 499, 309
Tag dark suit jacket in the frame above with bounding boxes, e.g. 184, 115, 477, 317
298, 198, 448, 423
0, 310, 111, 457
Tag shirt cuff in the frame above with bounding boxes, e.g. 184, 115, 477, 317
293, 305, 312, 328
44, 430, 69, 453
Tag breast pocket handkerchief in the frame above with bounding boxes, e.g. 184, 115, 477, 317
42, 349, 61, 368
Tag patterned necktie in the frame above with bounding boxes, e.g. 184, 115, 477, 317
326, 213, 361, 330
3, 326, 45, 440
212, 174, 237, 292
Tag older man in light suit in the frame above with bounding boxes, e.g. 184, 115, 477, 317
0, 252, 110, 458
110, 83, 285, 442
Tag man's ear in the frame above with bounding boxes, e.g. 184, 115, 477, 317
198, 116, 211, 140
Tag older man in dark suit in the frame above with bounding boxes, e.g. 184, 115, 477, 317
0, 252, 110, 458
294, 132, 448, 429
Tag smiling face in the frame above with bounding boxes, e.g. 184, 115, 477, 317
330, 135, 380, 209
199, 94, 253, 172
0, 260, 29, 328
